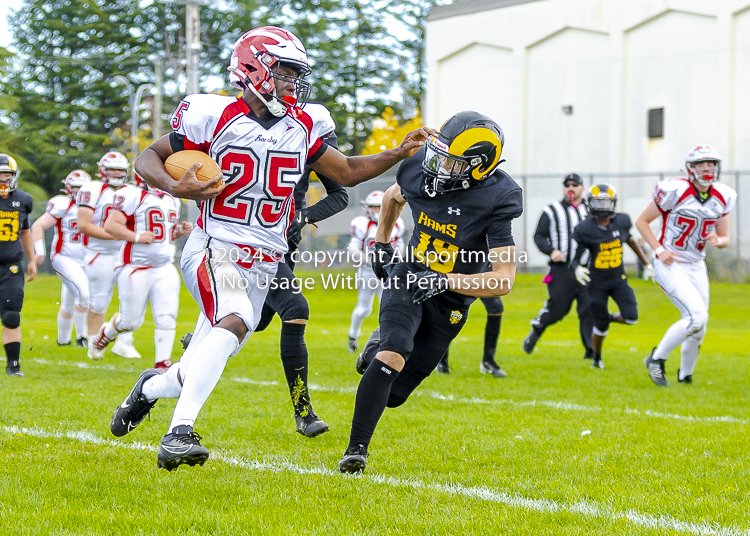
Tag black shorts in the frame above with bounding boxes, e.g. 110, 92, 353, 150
587, 275, 637, 332
378, 263, 470, 402
0, 262, 25, 314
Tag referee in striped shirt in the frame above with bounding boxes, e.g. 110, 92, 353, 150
523, 173, 594, 359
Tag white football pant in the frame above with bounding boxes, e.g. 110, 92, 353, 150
83, 251, 117, 314
113, 263, 181, 364
52, 254, 90, 309
348, 265, 383, 339
653, 259, 710, 378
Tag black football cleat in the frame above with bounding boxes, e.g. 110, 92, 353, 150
110, 369, 160, 437
436, 358, 450, 374
295, 407, 330, 438
356, 327, 380, 375
157, 425, 210, 471
480, 359, 507, 377
76, 337, 88, 348
591, 357, 605, 370
644, 349, 669, 387
347, 336, 358, 353
180, 332, 193, 351
5, 360, 23, 377
57, 340, 72, 346
677, 369, 693, 385
338, 444, 369, 474
523, 327, 542, 354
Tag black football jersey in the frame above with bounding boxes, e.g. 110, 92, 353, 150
396, 146, 523, 276
0, 189, 34, 265
572, 213, 632, 279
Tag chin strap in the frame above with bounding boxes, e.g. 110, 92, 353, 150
229, 66, 288, 118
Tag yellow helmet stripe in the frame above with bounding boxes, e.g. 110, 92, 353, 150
449, 127, 502, 180
607, 186, 616, 198
590, 185, 601, 196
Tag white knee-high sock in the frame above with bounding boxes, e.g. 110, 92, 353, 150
154, 328, 176, 365
57, 312, 74, 344
653, 318, 691, 361
349, 308, 368, 339
73, 310, 87, 340
679, 332, 704, 379
142, 362, 183, 401
169, 327, 239, 430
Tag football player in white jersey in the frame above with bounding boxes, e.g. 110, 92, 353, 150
636, 145, 737, 386
76, 151, 140, 360
109, 25, 436, 471
31, 170, 91, 346
347, 190, 405, 352
89, 175, 191, 370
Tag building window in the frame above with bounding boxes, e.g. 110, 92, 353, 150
648, 108, 664, 139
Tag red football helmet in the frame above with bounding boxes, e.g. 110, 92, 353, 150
97, 151, 129, 187
63, 169, 91, 196
228, 26, 312, 117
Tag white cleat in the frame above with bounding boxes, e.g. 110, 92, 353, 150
112, 339, 142, 359
88, 323, 112, 361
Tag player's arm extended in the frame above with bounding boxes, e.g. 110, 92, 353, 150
104, 210, 153, 244
31, 213, 56, 265
77, 206, 115, 240
375, 184, 406, 243
626, 236, 651, 266
447, 246, 516, 298
135, 135, 224, 201
310, 127, 439, 187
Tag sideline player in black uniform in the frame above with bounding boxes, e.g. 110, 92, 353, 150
253, 109, 348, 438
570, 184, 650, 370
338, 111, 523, 474
0, 154, 36, 376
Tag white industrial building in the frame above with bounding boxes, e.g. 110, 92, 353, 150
425, 0, 749, 270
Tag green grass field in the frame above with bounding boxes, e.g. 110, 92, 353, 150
2, 272, 749, 535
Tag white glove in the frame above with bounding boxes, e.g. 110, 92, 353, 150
575, 265, 590, 285
643, 263, 654, 282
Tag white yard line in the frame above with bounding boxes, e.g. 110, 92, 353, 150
14, 357, 750, 425
3, 424, 748, 536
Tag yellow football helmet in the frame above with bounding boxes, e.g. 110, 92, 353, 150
422, 111, 504, 197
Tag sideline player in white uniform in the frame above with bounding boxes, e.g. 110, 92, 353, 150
31, 170, 91, 346
109, 26, 436, 471
636, 145, 737, 386
346, 190, 404, 352
89, 175, 191, 369
77, 151, 140, 360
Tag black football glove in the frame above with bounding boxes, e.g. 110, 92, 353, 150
409, 270, 450, 304
372, 242, 396, 280
287, 208, 309, 250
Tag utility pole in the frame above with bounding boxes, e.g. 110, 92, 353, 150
154, 57, 164, 140
158, 0, 209, 95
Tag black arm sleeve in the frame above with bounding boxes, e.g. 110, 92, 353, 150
307, 175, 349, 224
533, 212, 554, 255
304, 133, 348, 224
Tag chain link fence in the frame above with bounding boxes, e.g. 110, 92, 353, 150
31, 170, 748, 282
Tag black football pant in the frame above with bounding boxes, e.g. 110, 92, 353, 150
587, 276, 638, 334
531, 262, 593, 353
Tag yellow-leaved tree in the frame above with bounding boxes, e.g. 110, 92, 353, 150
360, 108, 423, 155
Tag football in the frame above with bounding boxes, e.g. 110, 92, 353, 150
164, 150, 224, 188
